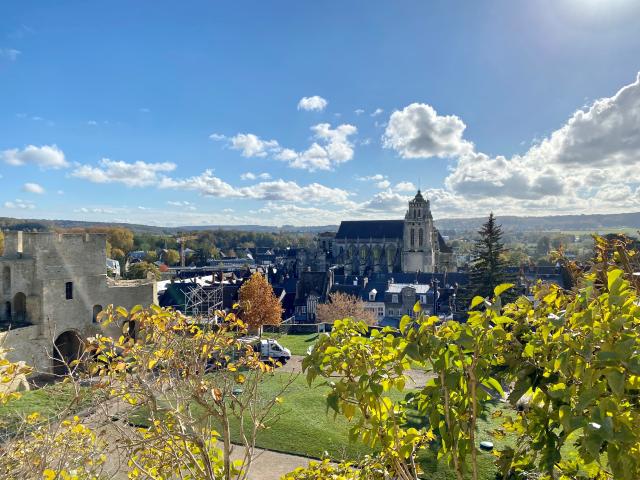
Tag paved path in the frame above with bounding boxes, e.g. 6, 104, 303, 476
78, 396, 316, 480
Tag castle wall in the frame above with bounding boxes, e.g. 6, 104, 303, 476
0, 231, 157, 374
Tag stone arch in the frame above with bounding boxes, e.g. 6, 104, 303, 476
13, 292, 26, 323
4, 301, 10, 322
2, 266, 9, 295
92, 304, 103, 323
52, 330, 84, 376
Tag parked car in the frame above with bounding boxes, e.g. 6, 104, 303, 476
238, 336, 291, 363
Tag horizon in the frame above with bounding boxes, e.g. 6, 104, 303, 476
2, 1, 640, 226
4, 207, 640, 231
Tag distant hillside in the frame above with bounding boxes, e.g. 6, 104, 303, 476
434, 212, 640, 233
0, 217, 337, 235
2, 212, 640, 235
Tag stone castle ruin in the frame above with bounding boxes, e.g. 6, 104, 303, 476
0, 231, 156, 375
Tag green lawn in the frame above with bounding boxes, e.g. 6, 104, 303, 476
131, 372, 516, 479
264, 332, 321, 356
0, 382, 90, 436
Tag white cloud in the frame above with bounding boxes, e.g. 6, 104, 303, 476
357, 174, 386, 182
297, 95, 328, 112
370, 108, 384, 117
383, 103, 473, 158
158, 169, 354, 207
22, 182, 45, 194
0, 48, 21, 61
277, 123, 358, 171
2, 145, 69, 169
72, 158, 176, 187
159, 170, 241, 198
229, 133, 280, 158
395, 181, 417, 192
4, 199, 35, 209
241, 172, 271, 181
360, 190, 411, 212
74, 207, 117, 214
209, 133, 227, 141
354, 109, 365, 116
376, 180, 391, 189
87, 120, 98, 126
167, 200, 196, 211
377, 72, 640, 216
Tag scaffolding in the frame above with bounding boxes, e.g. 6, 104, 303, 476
183, 282, 223, 321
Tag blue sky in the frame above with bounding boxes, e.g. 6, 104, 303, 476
1, 0, 640, 226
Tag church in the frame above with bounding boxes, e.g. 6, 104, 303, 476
332, 191, 456, 275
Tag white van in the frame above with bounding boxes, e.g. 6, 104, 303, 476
238, 337, 292, 363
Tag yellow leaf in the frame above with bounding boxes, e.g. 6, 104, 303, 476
43, 469, 56, 480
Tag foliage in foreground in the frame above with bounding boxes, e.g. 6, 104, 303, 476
292, 236, 640, 480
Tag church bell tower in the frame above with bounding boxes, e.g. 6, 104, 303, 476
402, 190, 436, 273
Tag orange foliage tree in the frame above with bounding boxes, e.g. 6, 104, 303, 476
238, 272, 283, 332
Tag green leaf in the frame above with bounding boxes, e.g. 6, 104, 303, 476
483, 377, 505, 397
470, 296, 485, 309
606, 370, 625, 396
494, 283, 515, 297
399, 315, 412, 333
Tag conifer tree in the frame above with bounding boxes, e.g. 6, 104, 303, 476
466, 213, 513, 300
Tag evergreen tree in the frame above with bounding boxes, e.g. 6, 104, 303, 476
466, 213, 513, 301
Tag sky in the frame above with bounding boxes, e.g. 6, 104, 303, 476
1, 0, 640, 227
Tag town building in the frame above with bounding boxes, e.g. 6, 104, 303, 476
0, 231, 156, 375
332, 191, 456, 275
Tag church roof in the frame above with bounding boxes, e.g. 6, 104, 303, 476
335, 220, 404, 240
437, 232, 453, 253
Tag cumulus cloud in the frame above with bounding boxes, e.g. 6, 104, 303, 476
159, 170, 241, 198
277, 123, 358, 171
376, 180, 391, 189
357, 174, 386, 182
72, 158, 176, 187
395, 181, 417, 192
2, 144, 69, 169
383, 103, 473, 158
229, 133, 280, 158
4, 199, 35, 209
381, 73, 640, 215
22, 182, 45, 194
241, 172, 271, 181
157, 169, 354, 207
370, 108, 384, 117
297, 95, 328, 112
360, 190, 411, 212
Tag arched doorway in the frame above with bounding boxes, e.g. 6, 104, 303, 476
13, 292, 26, 323
52, 331, 84, 376
2, 266, 10, 295
92, 305, 103, 323
4, 302, 10, 322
